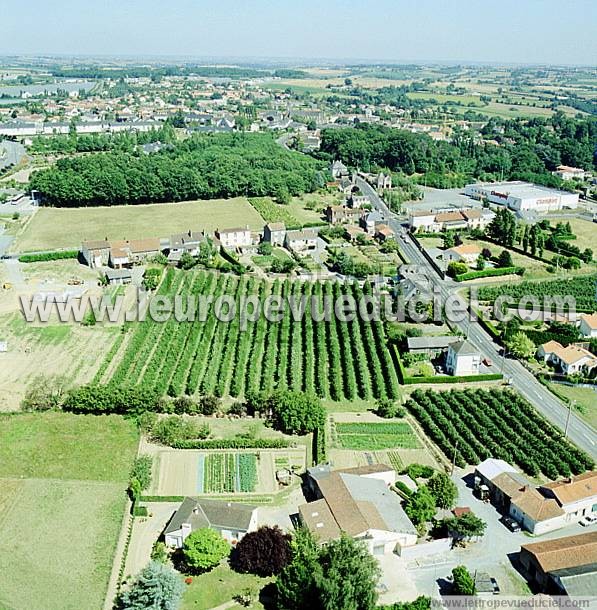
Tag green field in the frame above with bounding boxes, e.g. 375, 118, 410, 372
13, 197, 264, 252
0, 478, 127, 610
202, 452, 257, 493
0, 412, 138, 610
335, 421, 420, 450
248, 194, 325, 228
0, 412, 138, 481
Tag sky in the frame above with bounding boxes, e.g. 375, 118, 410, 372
1, 0, 596, 65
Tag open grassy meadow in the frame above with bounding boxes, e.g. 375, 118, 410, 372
0, 478, 127, 610
0, 412, 138, 481
13, 197, 264, 252
0, 412, 138, 610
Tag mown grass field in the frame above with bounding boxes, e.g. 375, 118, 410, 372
0, 412, 138, 610
0, 478, 127, 610
0, 412, 138, 481
13, 197, 264, 252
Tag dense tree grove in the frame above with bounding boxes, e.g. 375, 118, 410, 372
318, 113, 597, 183
277, 529, 380, 610
30, 133, 325, 207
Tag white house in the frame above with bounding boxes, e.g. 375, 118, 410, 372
360, 211, 383, 234
445, 340, 481, 376
300, 464, 417, 555
536, 341, 597, 376
215, 226, 252, 249
579, 313, 597, 338
552, 165, 586, 181
263, 222, 286, 246
164, 497, 258, 548
81, 240, 111, 269
540, 471, 597, 525
285, 228, 317, 253
444, 244, 482, 266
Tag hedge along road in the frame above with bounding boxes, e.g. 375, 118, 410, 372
357, 176, 597, 461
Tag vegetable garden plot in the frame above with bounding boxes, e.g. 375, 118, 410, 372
335, 421, 420, 450
203, 453, 258, 493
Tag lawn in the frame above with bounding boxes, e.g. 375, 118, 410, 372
547, 383, 597, 430
0, 412, 138, 482
335, 421, 421, 450
0, 478, 127, 610
13, 197, 265, 252
0, 412, 138, 610
248, 194, 327, 229
181, 563, 270, 610
251, 247, 293, 269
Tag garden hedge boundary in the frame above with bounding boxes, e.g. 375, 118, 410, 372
169, 438, 290, 449
18, 250, 79, 263
454, 266, 524, 282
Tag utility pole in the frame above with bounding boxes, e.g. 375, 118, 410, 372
565, 400, 575, 438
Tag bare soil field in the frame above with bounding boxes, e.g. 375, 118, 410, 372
0, 311, 119, 410
12, 197, 265, 252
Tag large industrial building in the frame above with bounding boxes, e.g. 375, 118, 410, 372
464, 181, 578, 213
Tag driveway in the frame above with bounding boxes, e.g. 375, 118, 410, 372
124, 502, 179, 580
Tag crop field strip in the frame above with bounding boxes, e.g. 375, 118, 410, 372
105, 269, 400, 400
405, 388, 594, 478
477, 274, 597, 310
335, 422, 421, 450
202, 452, 257, 494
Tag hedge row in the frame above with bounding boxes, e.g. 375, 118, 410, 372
312, 425, 326, 465
19, 250, 79, 263
402, 373, 503, 385
169, 438, 290, 450
454, 267, 524, 282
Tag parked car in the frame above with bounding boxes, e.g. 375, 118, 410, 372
502, 516, 521, 532
579, 514, 597, 527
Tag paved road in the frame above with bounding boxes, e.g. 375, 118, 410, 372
357, 177, 597, 460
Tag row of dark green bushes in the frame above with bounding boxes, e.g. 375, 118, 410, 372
454, 266, 524, 282
18, 250, 79, 263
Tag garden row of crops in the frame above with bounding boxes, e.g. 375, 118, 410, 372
107, 269, 400, 400
477, 274, 597, 310
405, 388, 594, 478
202, 452, 258, 493
335, 421, 420, 450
